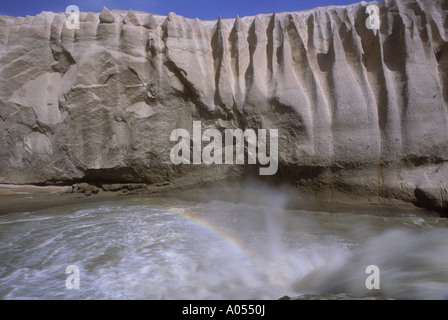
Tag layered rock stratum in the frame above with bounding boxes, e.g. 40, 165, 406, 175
0, 0, 447, 213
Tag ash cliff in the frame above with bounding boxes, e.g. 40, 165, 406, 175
0, 0, 447, 213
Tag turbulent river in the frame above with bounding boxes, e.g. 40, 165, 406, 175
1, 190, 448, 300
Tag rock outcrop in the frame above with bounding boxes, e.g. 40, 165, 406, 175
0, 0, 447, 213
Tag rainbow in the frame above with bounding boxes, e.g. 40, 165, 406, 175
164, 206, 292, 289
167, 207, 253, 260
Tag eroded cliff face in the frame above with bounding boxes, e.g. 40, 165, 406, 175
0, 0, 447, 211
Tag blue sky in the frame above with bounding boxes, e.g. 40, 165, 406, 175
0, 0, 362, 19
